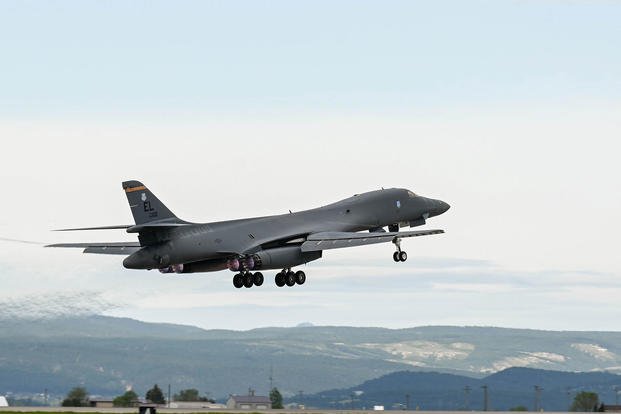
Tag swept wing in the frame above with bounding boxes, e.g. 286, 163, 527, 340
301, 229, 444, 252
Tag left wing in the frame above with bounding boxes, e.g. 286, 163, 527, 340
301, 229, 444, 252
46, 242, 141, 255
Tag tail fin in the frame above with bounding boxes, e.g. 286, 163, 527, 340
122, 180, 178, 225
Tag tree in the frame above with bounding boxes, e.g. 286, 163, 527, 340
510, 406, 528, 411
61, 387, 89, 407
146, 384, 166, 405
270, 387, 283, 409
570, 391, 599, 412
173, 388, 213, 403
113, 390, 139, 407
174, 388, 200, 402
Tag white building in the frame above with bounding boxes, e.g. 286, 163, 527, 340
0, 396, 9, 407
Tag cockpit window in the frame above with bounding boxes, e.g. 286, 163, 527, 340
408, 191, 417, 198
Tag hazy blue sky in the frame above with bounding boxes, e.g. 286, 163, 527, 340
1, 1, 620, 330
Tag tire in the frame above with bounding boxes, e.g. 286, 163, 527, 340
275, 272, 286, 287
243, 273, 254, 288
253, 272, 264, 286
233, 273, 244, 288
295, 270, 306, 285
399, 251, 408, 262
285, 271, 296, 287
393, 252, 400, 262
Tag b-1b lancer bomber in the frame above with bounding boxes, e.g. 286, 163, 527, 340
49, 181, 450, 288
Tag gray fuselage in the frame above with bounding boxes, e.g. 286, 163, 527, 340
123, 188, 449, 272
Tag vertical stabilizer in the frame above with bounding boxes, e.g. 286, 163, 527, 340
122, 180, 178, 225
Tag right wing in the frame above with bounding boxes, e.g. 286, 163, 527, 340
301, 229, 444, 252
45, 242, 141, 255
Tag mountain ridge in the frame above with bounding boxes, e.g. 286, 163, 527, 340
2, 315, 621, 398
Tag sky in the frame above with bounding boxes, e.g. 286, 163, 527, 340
0, 0, 620, 331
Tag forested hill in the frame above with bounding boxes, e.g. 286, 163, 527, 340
294, 368, 621, 411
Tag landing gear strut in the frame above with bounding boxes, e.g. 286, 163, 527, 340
392, 237, 408, 262
275, 269, 306, 287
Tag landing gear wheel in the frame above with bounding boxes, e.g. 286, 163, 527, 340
253, 272, 264, 286
275, 272, 286, 287
243, 272, 254, 288
233, 273, 244, 288
399, 251, 408, 262
393, 251, 400, 262
285, 271, 296, 287
294, 270, 306, 285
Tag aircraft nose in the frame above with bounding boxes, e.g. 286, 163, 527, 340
438, 200, 450, 214
427, 198, 450, 216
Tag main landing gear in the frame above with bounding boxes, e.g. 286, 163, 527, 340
275, 269, 306, 288
392, 237, 408, 262
233, 271, 264, 289
232, 269, 306, 288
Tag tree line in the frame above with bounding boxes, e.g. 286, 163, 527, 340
62, 385, 283, 408
61, 385, 215, 407
64, 386, 603, 411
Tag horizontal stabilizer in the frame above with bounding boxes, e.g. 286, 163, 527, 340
53, 225, 131, 232
46, 242, 141, 256
301, 229, 444, 252
54, 221, 191, 234
126, 221, 191, 233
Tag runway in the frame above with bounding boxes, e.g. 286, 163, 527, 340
0, 409, 576, 414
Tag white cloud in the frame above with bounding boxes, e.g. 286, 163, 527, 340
0, 105, 620, 331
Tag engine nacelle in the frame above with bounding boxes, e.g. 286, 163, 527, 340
180, 259, 229, 274
158, 264, 185, 274
156, 247, 321, 274
251, 246, 321, 270
226, 256, 256, 271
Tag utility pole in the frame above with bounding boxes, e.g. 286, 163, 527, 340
269, 365, 274, 391
298, 390, 304, 409
405, 393, 410, 410
167, 384, 171, 408
351, 392, 355, 410
614, 386, 620, 406
534, 385, 543, 412
464, 386, 471, 411
44, 388, 48, 406
481, 385, 489, 412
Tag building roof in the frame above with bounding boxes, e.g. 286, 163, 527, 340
230, 395, 271, 404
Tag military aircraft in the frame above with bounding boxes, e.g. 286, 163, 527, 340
48, 181, 449, 288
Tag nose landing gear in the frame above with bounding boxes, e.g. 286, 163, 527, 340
392, 237, 408, 262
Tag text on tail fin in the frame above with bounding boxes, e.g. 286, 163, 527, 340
122, 180, 178, 225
